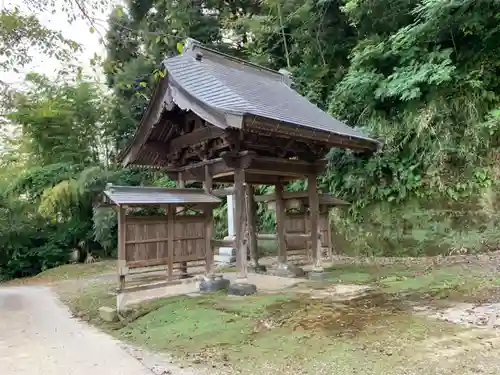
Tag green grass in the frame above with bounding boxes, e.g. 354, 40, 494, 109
109, 290, 474, 374
37, 260, 116, 279
321, 263, 500, 300
56, 260, 500, 374
4, 260, 117, 286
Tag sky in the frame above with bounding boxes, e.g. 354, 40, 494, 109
0, 0, 117, 150
1, 0, 114, 88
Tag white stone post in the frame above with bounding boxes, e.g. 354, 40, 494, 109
226, 194, 236, 239
214, 191, 237, 264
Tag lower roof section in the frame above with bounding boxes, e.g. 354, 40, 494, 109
102, 184, 221, 207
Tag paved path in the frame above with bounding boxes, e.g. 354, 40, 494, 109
0, 286, 153, 375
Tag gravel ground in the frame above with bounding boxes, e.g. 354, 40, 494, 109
4, 252, 500, 375
0, 285, 207, 375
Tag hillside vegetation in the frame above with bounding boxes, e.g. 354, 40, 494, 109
2, 0, 500, 279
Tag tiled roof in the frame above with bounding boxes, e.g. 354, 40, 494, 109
162, 40, 377, 144
103, 184, 221, 206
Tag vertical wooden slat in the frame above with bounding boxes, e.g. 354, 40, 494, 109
308, 173, 321, 269
275, 179, 287, 265
245, 184, 258, 266
117, 206, 126, 291
203, 165, 213, 275
167, 205, 174, 281
234, 168, 247, 279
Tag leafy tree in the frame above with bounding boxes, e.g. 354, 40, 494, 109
7, 72, 106, 166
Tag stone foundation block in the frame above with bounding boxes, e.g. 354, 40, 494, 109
228, 282, 257, 296
99, 306, 118, 322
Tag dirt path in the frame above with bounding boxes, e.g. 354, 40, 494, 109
0, 285, 160, 375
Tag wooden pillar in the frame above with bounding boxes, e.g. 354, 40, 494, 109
117, 206, 126, 312
176, 173, 188, 277
117, 206, 127, 289
203, 165, 214, 275
275, 179, 287, 265
167, 205, 174, 281
234, 168, 247, 279
308, 173, 322, 271
245, 184, 258, 267
326, 210, 334, 261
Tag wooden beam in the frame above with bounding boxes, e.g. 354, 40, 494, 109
214, 173, 298, 185
249, 157, 327, 176
244, 116, 379, 153
211, 187, 235, 197
220, 150, 256, 169
167, 154, 327, 183
275, 179, 287, 265
170, 126, 225, 153
308, 174, 322, 270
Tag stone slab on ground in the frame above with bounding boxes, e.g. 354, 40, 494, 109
308, 271, 329, 281
292, 284, 375, 301
123, 276, 203, 307
119, 273, 303, 307
417, 303, 500, 329
223, 273, 303, 292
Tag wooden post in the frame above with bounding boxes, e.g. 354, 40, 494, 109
245, 184, 258, 267
275, 179, 287, 265
117, 206, 126, 312
167, 205, 174, 281
308, 173, 322, 271
234, 168, 247, 279
326, 210, 334, 261
176, 174, 188, 278
203, 165, 214, 275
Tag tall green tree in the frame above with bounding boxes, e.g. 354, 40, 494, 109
7, 72, 106, 166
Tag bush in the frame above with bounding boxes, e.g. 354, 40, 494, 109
0, 200, 92, 280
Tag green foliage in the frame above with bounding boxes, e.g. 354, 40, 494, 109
0, 197, 82, 279
7, 73, 106, 166
5, 0, 500, 281
0, 7, 79, 72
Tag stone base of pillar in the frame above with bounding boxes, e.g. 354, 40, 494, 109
308, 270, 328, 280
249, 263, 267, 273
199, 274, 230, 293
228, 281, 257, 296
269, 263, 305, 278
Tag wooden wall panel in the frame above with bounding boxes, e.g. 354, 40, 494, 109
284, 212, 330, 252
125, 214, 206, 268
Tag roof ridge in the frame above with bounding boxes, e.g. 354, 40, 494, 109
183, 38, 289, 83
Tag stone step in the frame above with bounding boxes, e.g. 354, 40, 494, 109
218, 247, 236, 256
214, 254, 236, 264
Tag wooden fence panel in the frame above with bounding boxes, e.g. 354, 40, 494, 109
125, 214, 206, 268
284, 212, 330, 251
174, 215, 206, 262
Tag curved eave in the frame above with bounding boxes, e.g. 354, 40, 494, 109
118, 75, 171, 167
